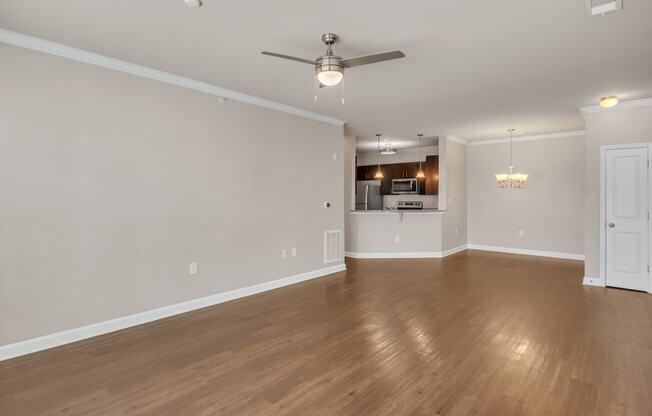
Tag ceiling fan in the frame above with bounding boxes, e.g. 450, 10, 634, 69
262, 33, 405, 88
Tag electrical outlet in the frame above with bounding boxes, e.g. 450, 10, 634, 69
333, 153, 338, 160
394, 236, 400, 243
281, 249, 288, 258
519, 230, 525, 237
291, 247, 297, 257
455, 227, 459, 235
189, 262, 198, 275
324, 201, 331, 208
449, 196, 453, 204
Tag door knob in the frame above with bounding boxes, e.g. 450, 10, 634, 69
608, 223, 615, 228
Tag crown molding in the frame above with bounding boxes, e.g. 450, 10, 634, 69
0, 28, 346, 127
446, 134, 468, 145
579, 98, 652, 114
467, 130, 585, 146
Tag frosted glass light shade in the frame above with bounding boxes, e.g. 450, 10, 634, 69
317, 70, 343, 86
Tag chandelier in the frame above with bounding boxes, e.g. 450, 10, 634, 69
495, 128, 528, 189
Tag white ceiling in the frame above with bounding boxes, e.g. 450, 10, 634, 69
356, 136, 439, 153
1, 0, 650, 144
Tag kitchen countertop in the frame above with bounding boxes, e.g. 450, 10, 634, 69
350, 209, 446, 214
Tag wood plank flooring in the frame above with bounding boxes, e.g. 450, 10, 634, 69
1, 250, 651, 415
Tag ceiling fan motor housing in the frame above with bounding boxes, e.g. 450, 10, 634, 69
315, 55, 345, 76
316, 33, 344, 80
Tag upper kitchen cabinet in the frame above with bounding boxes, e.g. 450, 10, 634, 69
425, 155, 439, 195
392, 162, 420, 179
356, 165, 372, 181
380, 166, 393, 195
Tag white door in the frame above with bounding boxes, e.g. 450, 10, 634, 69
605, 147, 649, 291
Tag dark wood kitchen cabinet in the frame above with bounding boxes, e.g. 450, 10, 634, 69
424, 155, 439, 195
356, 165, 372, 181
357, 165, 388, 181
391, 162, 421, 179
357, 160, 438, 195
380, 165, 393, 195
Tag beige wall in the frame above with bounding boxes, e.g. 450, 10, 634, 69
441, 138, 467, 250
467, 135, 585, 255
344, 136, 356, 250
583, 105, 652, 278
0, 44, 344, 345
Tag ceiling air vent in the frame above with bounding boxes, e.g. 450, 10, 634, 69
585, 0, 623, 17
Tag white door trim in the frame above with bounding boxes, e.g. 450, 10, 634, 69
600, 143, 652, 293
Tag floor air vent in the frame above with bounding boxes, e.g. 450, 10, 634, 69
324, 230, 343, 263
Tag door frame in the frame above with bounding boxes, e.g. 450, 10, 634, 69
600, 143, 652, 293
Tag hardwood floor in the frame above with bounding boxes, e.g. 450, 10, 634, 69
1, 251, 651, 415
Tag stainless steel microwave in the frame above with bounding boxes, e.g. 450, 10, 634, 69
392, 178, 419, 194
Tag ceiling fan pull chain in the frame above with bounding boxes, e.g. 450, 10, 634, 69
341, 77, 345, 104
314, 77, 319, 103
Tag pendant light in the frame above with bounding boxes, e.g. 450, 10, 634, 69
374, 134, 384, 179
416, 134, 426, 179
495, 128, 528, 189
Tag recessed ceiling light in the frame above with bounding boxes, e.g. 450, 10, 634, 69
184, 0, 202, 7
600, 96, 619, 108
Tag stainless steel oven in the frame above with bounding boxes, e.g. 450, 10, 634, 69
392, 178, 419, 194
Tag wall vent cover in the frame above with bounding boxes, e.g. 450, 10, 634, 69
585, 0, 623, 17
324, 230, 343, 263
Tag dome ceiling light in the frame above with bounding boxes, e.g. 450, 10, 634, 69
599, 96, 619, 108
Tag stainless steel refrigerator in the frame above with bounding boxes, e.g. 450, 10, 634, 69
355, 180, 383, 211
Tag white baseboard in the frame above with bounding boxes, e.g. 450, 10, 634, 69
466, 244, 585, 261
345, 251, 440, 259
583, 276, 606, 287
345, 243, 582, 261
0, 263, 346, 362
345, 245, 467, 259
441, 244, 468, 257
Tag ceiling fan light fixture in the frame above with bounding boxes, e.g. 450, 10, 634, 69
262, 32, 405, 90
317, 69, 343, 86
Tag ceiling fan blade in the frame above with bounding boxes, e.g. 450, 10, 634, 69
261, 51, 315, 65
341, 51, 405, 68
